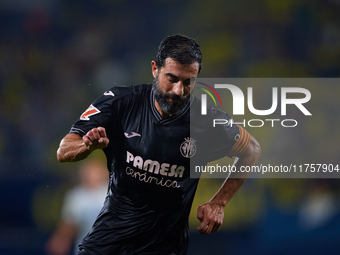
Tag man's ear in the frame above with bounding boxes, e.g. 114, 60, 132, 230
151, 61, 158, 78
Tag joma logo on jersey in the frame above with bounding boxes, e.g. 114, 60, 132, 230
126, 151, 185, 178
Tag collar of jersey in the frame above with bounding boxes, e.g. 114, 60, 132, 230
150, 88, 193, 125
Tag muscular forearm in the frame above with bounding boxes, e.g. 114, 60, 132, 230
209, 178, 246, 208
209, 136, 261, 208
196, 136, 261, 235
57, 127, 109, 163
57, 133, 92, 162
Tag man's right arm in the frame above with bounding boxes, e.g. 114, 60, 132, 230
57, 127, 109, 162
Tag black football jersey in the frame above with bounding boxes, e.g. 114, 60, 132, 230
69, 84, 239, 255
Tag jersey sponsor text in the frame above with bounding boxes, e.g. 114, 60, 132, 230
126, 151, 185, 178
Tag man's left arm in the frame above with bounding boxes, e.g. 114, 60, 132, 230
197, 135, 261, 235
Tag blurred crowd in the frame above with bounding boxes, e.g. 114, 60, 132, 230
0, 0, 339, 254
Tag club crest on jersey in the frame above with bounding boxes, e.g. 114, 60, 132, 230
180, 137, 197, 158
80, 104, 100, 120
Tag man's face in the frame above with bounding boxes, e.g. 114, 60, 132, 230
151, 58, 199, 116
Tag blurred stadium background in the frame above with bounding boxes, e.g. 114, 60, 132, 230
0, 0, 339, 254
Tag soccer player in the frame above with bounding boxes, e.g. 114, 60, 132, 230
57, 34, 261, 255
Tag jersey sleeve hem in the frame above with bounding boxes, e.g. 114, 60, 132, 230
70, 127, 87, 137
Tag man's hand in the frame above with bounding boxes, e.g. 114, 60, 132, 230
83, 127, 109, 151
196, 202, 224, 235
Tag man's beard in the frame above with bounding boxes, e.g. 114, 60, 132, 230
152, 73, 191, 115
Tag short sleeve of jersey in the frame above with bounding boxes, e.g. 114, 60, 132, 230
70, 88, 124, 137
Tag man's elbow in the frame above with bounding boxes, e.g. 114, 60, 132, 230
57, 148, 64, 162
57, 147, 65, 162
240, 136, 261, 163
56, 138, 71, 163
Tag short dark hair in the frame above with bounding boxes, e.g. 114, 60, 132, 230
155, 34, 202, 73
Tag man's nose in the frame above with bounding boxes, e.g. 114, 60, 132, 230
173, 81, 184, 96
